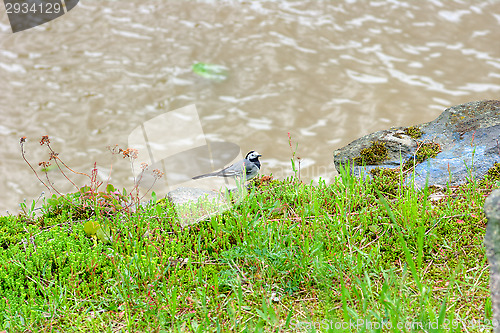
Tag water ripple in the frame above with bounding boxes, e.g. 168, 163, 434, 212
1, 0, 500, 212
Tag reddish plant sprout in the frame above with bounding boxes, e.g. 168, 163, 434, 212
131, 162, 148, 187
129, 162, 148, 202
105, 145, 129, 185
107, 144, 121, 155
20, 136, 51, 192
49, 151, 59, 160
287, 132, 302, 181
41, 135, 89, 190
90, 162, 103, 193
130, 149, 139, 159
116, 148, 144, 205
120, 148, 139, 160
153, 169, 164, 179
128, 167, 164, 206
21, 137, 160, 216
21, 136, 99, 214
40, 135, 50, 145
39, 161, 51, 169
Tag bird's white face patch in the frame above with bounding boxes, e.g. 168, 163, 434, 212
247, 151, 261, 159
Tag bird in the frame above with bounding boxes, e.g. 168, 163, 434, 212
192, 150, 262, 181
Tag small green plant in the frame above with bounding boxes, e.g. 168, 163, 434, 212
3, 135, 493, 331
19, 136, 164, 242
370, 167, 400, 196
288, 132, 301, 180
18, 192, 45, 222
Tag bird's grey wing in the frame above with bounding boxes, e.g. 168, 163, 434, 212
217, 160, 245, 177
194, 160, 244, 179
221, 159, 257, 178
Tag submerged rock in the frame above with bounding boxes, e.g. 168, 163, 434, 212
483, 190, 500, 332
333, 100, 500, 188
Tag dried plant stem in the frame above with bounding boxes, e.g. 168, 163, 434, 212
43, 170, 63, 197
20, 139, 52, 193
46, 142, 90, 190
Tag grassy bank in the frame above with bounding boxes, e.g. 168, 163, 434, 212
0, 165, 495, 332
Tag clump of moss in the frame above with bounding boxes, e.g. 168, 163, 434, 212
354, 141, 388, 165
403, 141, 441, 171
480, 162, 500, 187
370, 167, 400, 196
404, 126, 423, 139
416, 142, 441, 162
485, 162, 500, 181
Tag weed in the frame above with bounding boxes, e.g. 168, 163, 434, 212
480, 162, 500, 186
288, 132, 302, 180
370, 167, 400, 197
0, 136, 493, 331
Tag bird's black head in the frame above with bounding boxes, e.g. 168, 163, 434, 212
245, 150, 262, 162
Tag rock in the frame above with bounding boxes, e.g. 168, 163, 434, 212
483, 189, 500, 332
167, 187, 220, 205
333, 100, 500, 188
167, 187, 230, 227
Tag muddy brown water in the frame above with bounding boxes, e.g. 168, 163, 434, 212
1, 1, 500, 213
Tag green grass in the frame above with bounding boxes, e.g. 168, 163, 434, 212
0, 166, 494, 332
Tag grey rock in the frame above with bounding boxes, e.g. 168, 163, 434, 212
167, 187, 230, 227
334, 100, 500, 188
167, 187, 220, 205
483, 189, 500, 332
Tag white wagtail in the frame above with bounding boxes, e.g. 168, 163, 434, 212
192, 151, 262, 181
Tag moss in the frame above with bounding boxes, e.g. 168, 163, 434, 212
353, 141, 388, 165
368, 140, 440, 195
416, 142, 441, 162
480, 162, 500, 186
486, 162, 500, 181
404, 126, 423, 139
403, 141, 441, 171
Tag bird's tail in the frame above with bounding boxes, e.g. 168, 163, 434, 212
192, 172, 217, 180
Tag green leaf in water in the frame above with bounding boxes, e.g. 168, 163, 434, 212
192, 62, 228, 81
